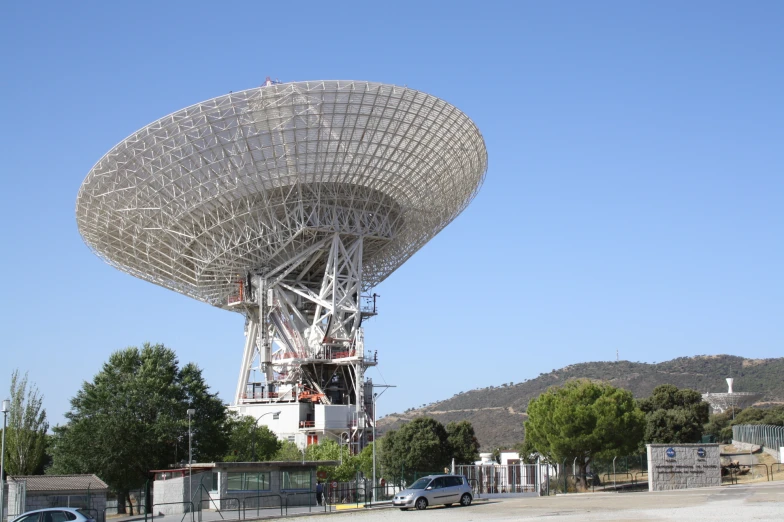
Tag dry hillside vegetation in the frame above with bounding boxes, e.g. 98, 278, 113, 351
376, 355, 784, 450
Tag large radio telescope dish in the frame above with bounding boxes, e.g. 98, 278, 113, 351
76, 80, 487, 307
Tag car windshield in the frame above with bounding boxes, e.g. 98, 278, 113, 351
409, 478, 432, 490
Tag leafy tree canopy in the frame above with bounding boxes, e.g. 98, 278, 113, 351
222, 413, 281, 462
379, 417, 451, 481
446, 421, 480, 465
639, 384, 710, 444
703, 407, 741, 443
48, 343, 229, 511
730, 405, 784, 427
3, 370, 49, 475
524, 379, 644, 480
304, 439, 364, 482
274, 441, 304, 461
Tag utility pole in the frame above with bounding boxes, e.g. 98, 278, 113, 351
1, 399, 10, 522
370, 383, 395, 501
187, 408, 195, 511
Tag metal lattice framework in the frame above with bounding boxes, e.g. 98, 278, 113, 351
76, 80, 487, 449
76, 80, 487, 307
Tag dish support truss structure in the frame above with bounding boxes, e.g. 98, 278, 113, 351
76, 80, 488, 451
232, 232, 380, 452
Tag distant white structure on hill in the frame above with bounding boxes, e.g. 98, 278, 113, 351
702, 378, 761, 414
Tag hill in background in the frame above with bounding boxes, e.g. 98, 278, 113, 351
376, 355, 784, 451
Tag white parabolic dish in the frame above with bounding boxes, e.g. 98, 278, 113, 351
76, 80, 488, 307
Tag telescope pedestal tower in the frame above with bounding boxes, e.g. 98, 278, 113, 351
230, 233, 378, 452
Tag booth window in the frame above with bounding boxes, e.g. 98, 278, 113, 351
281, 470, 311, 490
226, 472, 271, 491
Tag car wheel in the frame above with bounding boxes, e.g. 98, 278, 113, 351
460, 493, 472, 506
415, 497, 428, 510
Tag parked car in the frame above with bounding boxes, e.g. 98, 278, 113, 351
393, 474, 473, 510
11, 508, 96, 522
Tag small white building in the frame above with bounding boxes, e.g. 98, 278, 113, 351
6, 475, 108, 521
151, 461, 338, 514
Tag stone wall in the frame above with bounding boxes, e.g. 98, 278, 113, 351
646, 443, 721, 491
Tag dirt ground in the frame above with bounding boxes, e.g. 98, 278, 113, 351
721, 444, 784, 484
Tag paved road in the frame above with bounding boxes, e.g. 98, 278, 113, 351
299, 482, 784, 521
127, 482, 784, 522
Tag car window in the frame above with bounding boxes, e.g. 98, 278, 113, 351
62, 513, 77, 522
45, 512, 71, 522
54, 512, 71, 522
447, 476, 463, 487
409, 477, 431, 489
431, 477, 446, 489
15, 514, 40, 522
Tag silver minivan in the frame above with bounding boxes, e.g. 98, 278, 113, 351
393, 474, 473, 510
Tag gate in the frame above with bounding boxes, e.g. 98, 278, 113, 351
10, 480, 26, 518
455, 463, 542, 495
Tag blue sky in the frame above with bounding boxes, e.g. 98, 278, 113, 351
1, 1, 781, 427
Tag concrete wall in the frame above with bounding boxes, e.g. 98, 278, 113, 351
646, 444, 721, 491
315, 405, 350, 430
732, 440, 781, 462
152, 472, 209, 515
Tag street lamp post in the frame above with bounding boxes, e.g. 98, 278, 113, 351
187, 408, 195, 510
251, 411, 280, 461
1, 399, 10, 522
372, 393, 377, 501
339, 432, 349, 465
370, 384, 395, 501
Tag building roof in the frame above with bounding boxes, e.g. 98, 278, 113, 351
8, 474, 109, 492
151, 461, 340, 473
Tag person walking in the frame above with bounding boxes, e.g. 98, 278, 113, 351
316, 480, 324, 506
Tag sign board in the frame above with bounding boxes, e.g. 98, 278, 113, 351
646, 443, 720, 491
316, 470, 327, 479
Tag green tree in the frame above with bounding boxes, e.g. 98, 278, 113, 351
639, 385, 710, 444
379, 417, 451, 482
446, 421, 480, 464
378, 431, 403, 483
356, 442, 374, 478
305, 440, 361, 482
524, 379, 644, 486
730, 405, 784, 427
48, 343, 229, 513
4, 370, 49, 475
704, 407, 741, 443
223, 413, 280, 461
274, 440, 304, 461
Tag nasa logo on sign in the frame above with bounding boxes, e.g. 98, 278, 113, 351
666, 447, 676, 458
697, 448, 706, 458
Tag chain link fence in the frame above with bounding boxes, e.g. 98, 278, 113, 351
732, 424, 784, 456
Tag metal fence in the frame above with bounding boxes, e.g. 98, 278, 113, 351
550, 454, 648, 494
732, 425, 784, 455
455, 464, 543, 495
